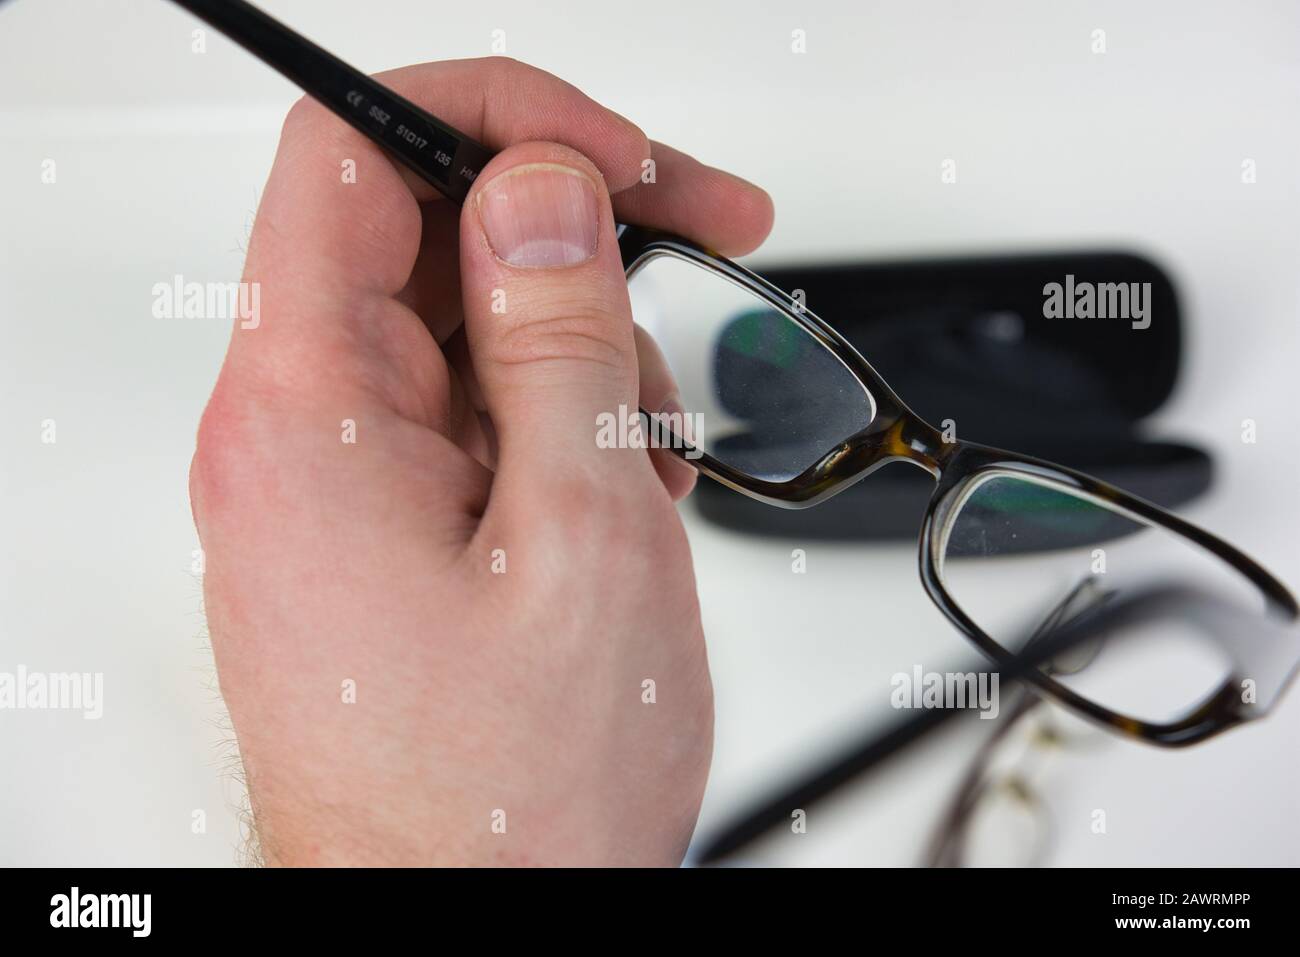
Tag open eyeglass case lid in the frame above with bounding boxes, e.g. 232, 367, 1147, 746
693, 251, 1211, 540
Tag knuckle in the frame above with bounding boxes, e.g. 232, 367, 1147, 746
189, 383, 276, 519
479, 56, 524, 106
279, 94, 324, 142
481, 54, 523, 74
489, 305, 631, 374
278, 94, 369, 160
481, 54, 537, 93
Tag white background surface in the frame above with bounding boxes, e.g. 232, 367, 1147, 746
1, 0, 1297, 866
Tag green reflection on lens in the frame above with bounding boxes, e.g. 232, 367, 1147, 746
720, 308, 807, 368
974, 478, 1111, 535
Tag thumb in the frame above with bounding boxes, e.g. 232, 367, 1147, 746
459, 142, 660, 511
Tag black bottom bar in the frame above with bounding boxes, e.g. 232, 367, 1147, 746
0, 866, 1290, 943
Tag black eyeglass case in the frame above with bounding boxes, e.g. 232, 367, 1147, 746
692, 251, 1212, 540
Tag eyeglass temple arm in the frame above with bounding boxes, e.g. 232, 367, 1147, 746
923, 686, 1039, 867
168, 0, 495, 203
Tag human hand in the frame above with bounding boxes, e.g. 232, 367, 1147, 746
189, 58, 773, 866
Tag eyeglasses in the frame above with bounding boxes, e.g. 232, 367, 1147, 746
925, 583, 1116, 867
623, 233, 1300, 744
162, 0, 1299, 741
925, 684, 1105, 868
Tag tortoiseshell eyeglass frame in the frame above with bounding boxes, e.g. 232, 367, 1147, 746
618, 223, 1300, 747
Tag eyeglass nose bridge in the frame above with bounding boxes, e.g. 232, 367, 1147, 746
836, 401, 960, 485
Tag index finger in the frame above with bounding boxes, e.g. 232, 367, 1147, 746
245, 57, 650, 306
247, 57, 774, 308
